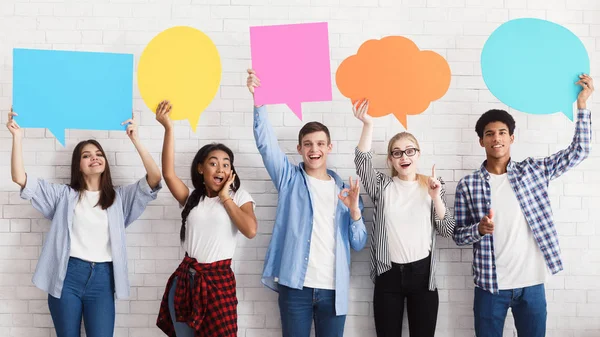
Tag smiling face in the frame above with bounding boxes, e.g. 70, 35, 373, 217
480, 121, 514, 160
198, 150, 232, 195
297, 131, 332, 172
388, 137, 421, 180
79, 143, 106, 177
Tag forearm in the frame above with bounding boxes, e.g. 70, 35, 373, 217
223, 201, 257, 238
132, 138, 161, 189
350, 207, 361, 221
161, 127, 176, 180
11, 136, 26, 188
433, 195, 446, 219
357, 122, 374, 152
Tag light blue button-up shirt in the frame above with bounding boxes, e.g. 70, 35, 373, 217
253, 105, 367, 315
20, 174, 161, 299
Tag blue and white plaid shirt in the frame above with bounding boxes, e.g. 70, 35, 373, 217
453, 109, 592, 294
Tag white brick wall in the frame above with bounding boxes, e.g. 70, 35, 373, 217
1, 0, 599, 336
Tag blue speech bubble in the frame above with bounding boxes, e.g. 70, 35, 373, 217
13, 49, 133, 145
481, 18, 590, 120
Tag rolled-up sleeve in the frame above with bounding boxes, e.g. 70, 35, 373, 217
20, 174, 67, 220
117, 176, 162, 228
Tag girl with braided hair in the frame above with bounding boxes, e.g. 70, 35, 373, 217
154, 100, 258, 337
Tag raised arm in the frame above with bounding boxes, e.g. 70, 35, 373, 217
156, 100, 189, 206
537, 74, 593, 181
247, 69, 295, 191
9, 108, 68, 219
353, 99, 386, 201
123, 111, 161, 190
355, 99, 373, 153
7, 108, 25, 188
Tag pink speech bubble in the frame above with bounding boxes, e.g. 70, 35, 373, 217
250, 22, 332, 120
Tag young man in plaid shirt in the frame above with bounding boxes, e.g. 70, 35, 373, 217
453, 74, 594, 337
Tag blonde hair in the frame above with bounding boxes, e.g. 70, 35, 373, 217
387, 132, 429, 188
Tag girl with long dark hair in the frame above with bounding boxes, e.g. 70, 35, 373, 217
154, 101, 258, 337
7, 108, 162, 337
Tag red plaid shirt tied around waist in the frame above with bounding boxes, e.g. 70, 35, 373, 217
157, 255, 238, 337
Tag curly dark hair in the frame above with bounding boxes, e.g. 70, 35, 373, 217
180, 143, 240, 242
475, 109, 516, 139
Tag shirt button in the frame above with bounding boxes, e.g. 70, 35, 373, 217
305, 257, 308, 261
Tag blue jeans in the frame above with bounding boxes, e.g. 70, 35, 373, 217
474, 284, 547, 337
278, 285, 346, 337
167, 275, 195, 337
48, 257, 115, 337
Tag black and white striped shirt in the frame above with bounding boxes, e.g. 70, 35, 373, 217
354, 147, 455, 290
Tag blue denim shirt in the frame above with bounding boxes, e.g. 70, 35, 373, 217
20, 174, 161, 299
253, 105, 367, 315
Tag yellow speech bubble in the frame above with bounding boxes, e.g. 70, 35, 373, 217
138, 26, 221, 131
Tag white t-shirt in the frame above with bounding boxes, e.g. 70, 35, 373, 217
490, 173, 549, 290
303, 175, 338, 290
184, 188, 254, 263
70, 190, 112, 262
383, 177, 432, 264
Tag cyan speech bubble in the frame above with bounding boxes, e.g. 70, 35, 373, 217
481, 18, 590, 120
13, 49, 133, 145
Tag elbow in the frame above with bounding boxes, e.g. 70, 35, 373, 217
245, 229, 257, 239
12, 175, 25, 188
244, 221, 258, 239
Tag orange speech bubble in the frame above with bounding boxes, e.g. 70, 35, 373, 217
336, 36, 451, 128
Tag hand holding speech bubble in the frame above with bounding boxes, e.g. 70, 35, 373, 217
481, 18, 590, 120
250, 22, 332, 120
336, 36, 451, 128
137, 26, 221, 132
12, 48, 133, 146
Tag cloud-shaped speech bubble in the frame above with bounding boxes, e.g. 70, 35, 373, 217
137, 26, 221, 131
336, 36, 451, 128
13, 48, 133, 146
481, 18, 590, 120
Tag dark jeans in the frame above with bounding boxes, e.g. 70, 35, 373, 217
278, 285, 346, 337
48, 257, 115, 337
373, 254, 439, 337
474, 284, 547, 337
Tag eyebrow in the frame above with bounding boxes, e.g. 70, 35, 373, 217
208, 156, 230, 161
392, 145, 415, 150
485, 128, 508, 133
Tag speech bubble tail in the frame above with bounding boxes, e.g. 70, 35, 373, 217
394, 113, 408, 129
187, 114, 201, 133
562, 106, 574, 121
287, 102, 303, 120
49, 127, 66, 146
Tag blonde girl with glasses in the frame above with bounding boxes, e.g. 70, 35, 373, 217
352, 99, 455, 337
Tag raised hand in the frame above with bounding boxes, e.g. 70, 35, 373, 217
246, 69, 261, 95
576, 74, 594, 109
6, 107, 21, 138
428, 164, 441, 200
219, 173, 237, 202
339, 177, 361, 220
352, 99, 372, 125
155, 100, 173, 129
121, 111, 138, 142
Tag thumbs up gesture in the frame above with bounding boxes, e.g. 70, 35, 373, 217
478, 209, 494, 236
